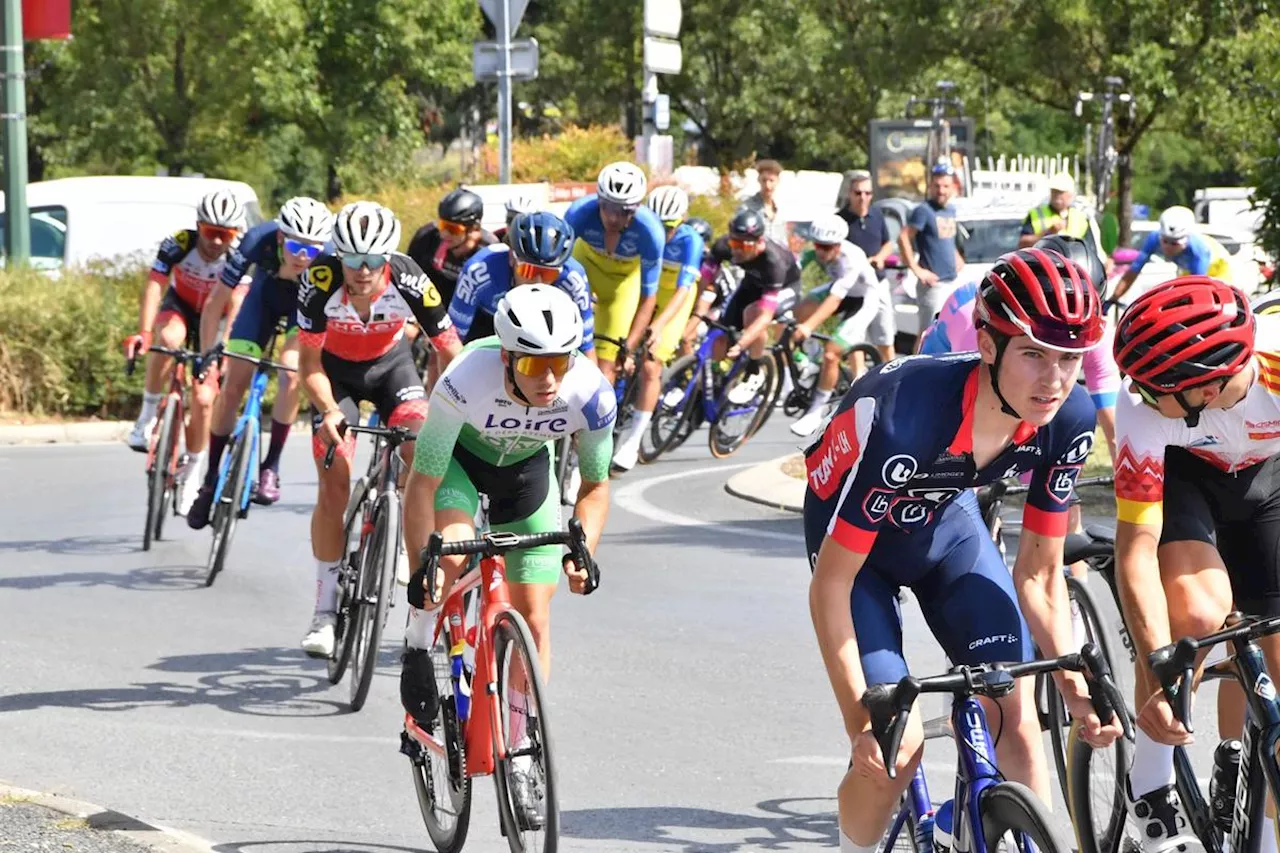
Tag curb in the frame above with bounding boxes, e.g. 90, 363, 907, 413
724, 454, 805, 512
0, 421, 133, 445
0, 782, 214, 853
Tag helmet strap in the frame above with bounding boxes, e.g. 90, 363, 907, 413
1173, 378, 1228, 428
987, 333, 1024, 419
505, 357, 534, 407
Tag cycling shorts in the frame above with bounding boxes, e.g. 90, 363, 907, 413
156, 288, 201, 349
228, 278, 298, 358
573, 240, 641, 363
828, 294, 896, 349
652, 268, 699, 362
1160, 447, 1280, 616
803, 488, 1032, 685
310, 341, 428, 461
435, 443, 562, 585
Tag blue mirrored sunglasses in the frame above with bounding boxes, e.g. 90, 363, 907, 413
283, 239, 323, 260
339, 253, 388, 271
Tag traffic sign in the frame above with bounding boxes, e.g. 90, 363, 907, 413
644, 0, 682, 39
643, 36, 682, 75
654, 94, 671, 131
473, 38, 539, 82
478, 0, 530, 40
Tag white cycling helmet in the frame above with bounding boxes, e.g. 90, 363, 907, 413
196, 189, 246, 229
597, 161, 647, 207
808, 213, 848, 245
332, 201, 401, 255
494, 284, 583, 355
277, 197, 334, 242
505, 194, 539, 222
1159, 205, 1196, 242
647, 185, 689, 223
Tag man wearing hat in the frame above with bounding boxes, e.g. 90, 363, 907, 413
1018, 172, 1096, 247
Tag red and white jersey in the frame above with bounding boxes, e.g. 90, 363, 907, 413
150, 229, 235, 311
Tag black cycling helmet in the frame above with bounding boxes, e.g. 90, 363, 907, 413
1034, 233, 1108, 300
728, 207, 766, 240
438, 188, 485, 225
509, 212, 575, 267
686, 217, 713, 247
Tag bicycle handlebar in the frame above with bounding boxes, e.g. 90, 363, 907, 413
322, 421, 417, 469
418, 516, 599, 601
861, 642, 1128, 779
1149, 612, 1280, 732
979, 474, 1114, 501
220, 348, 297, 374
125, 344, 216, 378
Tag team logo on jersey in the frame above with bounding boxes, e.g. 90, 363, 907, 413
891, 501, 932, 527
584, 385, 617, 431
309, 264, 334, 292
422, 281, 443, 307
1060, 431, 1095, 465
1046, 464, 1083, 504
881, 454, 918, 488
861, 488, 894, 524
440, 377, 466, 408
174, 230, 192, 251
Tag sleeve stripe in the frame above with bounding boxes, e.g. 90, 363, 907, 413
1022, 504, 1069, 538
830, 517, 877, 554
1117, 498, 1162, 526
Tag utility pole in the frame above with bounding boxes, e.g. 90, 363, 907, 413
3, 0, 29, 265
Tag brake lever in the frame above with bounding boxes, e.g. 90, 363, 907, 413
322, 420, 349, 470
419, 531, 444, 607
566, 517, 599, 595
1177, 666, 1195, 733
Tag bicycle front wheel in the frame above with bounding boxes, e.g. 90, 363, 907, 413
143, 399, 178, 551
206, 430, 252, 587
410, 643, 472, 853
492, 609, 558, 853
979, 781, 1070, 853
648, 355, 700, 458
709, 355, 777, 457
348, 492, 399, 712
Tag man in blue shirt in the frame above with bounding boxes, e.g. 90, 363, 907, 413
899, 161, 964, 347
836, 170, 894, 273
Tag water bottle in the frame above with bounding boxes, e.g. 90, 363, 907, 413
1209, 738, 1242, 832
933, 799, 954, 853
913, 811, 935, 852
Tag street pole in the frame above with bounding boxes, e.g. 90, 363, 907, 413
497, 0, 512, 184
2, 0, 29, 265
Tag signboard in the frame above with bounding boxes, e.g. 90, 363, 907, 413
654, 94, 671, 131
549, 182, 597, 204
478, 0, 530, 40
643, 36, 682, 75
472, 38, 539, 82
644, 0, 682, 39
24, 0, 71, 40
867, 118, 976, 201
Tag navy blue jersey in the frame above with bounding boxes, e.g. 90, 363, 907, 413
220, 221, 282, 288
804, 353, 1096, 557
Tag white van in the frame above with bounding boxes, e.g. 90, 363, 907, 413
0, 176, 263, 271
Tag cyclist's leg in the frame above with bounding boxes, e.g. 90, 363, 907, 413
868, 282, 897, 362
373, 345, 430, 486
133, 293, 190, 438
262, 330, 301, 477
202, 282, 271, 492
308, 356, 361, 616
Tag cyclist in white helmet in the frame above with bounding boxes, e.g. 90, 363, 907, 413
402, 284, 614, 828
1112, 204, 1234, 303
564, 161, 667, 384
497, 193, 540, 242
123, 187, 249, 514
187, 198, 335, 526
296, 200, 462, 658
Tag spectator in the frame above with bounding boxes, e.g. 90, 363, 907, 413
835, 169, 893, 273
1017, 172, 1096, 248
741, 158, 789, 244
899, 161, 963, 349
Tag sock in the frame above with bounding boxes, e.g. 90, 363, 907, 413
263, 418, 292, 473
1128, 729, 1177, 797
314, 559, 340, 613
183, 449, 207, 479
137, 391, 161, 426
1262, 817, 1278, 853
405, 605, 435, 650
839, 831, 877, 853
203, 432, 230, 488
805, 389, 833, 416
622, 411, 653, 450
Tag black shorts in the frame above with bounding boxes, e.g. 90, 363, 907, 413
452, 443, 552, 525
312, 340, 425, 429
1161, 447, 1280, 616
156, 288, 201, 349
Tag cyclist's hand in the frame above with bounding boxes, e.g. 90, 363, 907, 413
123, 332, 152, 360
870, 255, 886, 271
1060, 672, 1123, 748
726, 342, 743, 360
319, 410, 346, 450
563, 554, 590, 594
851, 729, 888, 779
793, 323, 812, 343
1050, 219, 1067, 234
1137, 687, 1192, 746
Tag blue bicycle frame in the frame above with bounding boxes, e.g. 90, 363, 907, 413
666, 328, 764, 426
212, 360, 269, 514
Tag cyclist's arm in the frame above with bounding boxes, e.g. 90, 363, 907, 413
812, 537, 873, 740
1182, 237, 1213, 276
571, 374, 617, 550
897, 225, 924, 279
199, 284, 233, 352
139, 272, 166, 337
297, 337, 338, 418
1016, 213, 1040, 248
1113, 233, 1158, 301
447, 258, 487, 340
405, 384, 468, 575
560, 260, 596, 357
735, 296, 777, 350
650, 234, 703, 336
399, 259, 463, 376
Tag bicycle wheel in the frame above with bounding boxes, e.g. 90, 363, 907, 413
410, 642, 472, 853
205, 430, 252, 587
143, 400, 178, 551
327, 484, 367, 686
979, 781, 1070, 853
348, 492, 399, 711
845, 343, 883, 380
648, 355, 701, 458
709, 356, 777, 457
1066, 723, 1131, 853
492, 609, 558, 853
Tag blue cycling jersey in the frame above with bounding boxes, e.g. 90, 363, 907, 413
220, 221, 282, 288
563, 196, 666, 297
660, 222, 704, 292
803, 353, 1096, 558
1131, 231, 1225, 277
449, 244, 595, 353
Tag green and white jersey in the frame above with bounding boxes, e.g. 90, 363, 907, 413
413, 337, 617, 483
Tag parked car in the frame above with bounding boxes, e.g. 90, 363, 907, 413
0, 176, 263, 271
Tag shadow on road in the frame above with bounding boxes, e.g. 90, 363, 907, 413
559, 796, 837, 851
0, 564, 205, 591
213, 842, 420, 853
0, 646, 350, 718
0, 533, 142, 556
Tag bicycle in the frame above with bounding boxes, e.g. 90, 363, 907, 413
905, 80, 964, 175
865, 644, 1128, 853
646, 316, 777, 460
765, 320, 882, 422
125, 344, 208, 552
402, 517, 599, 853
1075, 77, 1134, 211
204, 335, 296, 587
321, 418, 413, 712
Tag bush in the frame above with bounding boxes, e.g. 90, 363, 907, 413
0, 265, 146, 417
480, 125, 634, 183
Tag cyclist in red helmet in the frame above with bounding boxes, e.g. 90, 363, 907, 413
1111, 276, 1280, 853
803, 248, 1119, 853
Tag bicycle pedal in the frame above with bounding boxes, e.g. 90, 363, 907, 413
399, 730, 425, 764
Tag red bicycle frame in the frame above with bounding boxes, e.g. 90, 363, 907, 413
145, 357, 189, 482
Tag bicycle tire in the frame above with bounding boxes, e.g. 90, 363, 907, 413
709, 356, 777, 457
491, 609, 559, 853
205, 430, 252, 587
143, 400, 178, 551
1066, 722, 1131, 853
348, 491, 399, 712
410, 645, 472, 853
648, 354, 701, 457
979, 780, 1071, 853
327, 477, 369, 686
845, 343, 882, 380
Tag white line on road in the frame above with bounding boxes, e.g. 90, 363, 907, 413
615, 463, 806, 543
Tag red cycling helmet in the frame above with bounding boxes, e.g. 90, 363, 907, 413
1114, 276, 1255, 393
974, 248, 1105, 351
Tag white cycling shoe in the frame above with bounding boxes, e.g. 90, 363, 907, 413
396, 549, 411, 586
611, 442, 640, 472
727, 371, 766, 405
301, 611, 337, 659
174, 456, 201, 516
790, 410, 825, 437
127, 419, 154, 453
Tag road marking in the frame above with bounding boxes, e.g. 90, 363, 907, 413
615, 463, 806, 543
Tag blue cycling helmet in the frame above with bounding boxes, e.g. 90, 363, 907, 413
509, 211, 575, 266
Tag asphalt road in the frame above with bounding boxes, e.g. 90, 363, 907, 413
0, 418, 1223, 853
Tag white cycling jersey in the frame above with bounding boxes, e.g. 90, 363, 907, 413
820, 241, 879, 301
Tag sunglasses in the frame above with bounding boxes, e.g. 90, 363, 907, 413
1161, 237, 1187, 247
813, 241, 841, 252
663, 219, 683, 231
198, 223, 239, 242
283, 239, 323, 260
514, 353, 572, 377
514, 261, 561, 284
339, 253, 388, 271
438, 219, 473, 236
600, 200, 639, 218
728, 237, 759, 250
